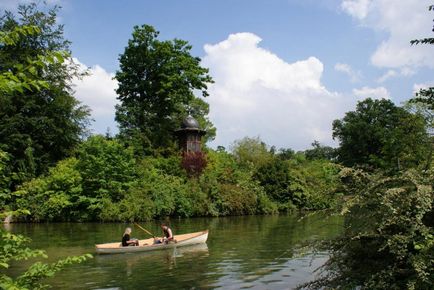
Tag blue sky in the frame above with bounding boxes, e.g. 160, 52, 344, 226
3, 0, 434, 150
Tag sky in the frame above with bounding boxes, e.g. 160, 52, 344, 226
2, 0, 434, 150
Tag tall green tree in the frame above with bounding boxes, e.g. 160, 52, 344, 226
333, 98, 429, 171
0, 3, 90, 188
0, 22, 92, 290
115, 24, 214, 155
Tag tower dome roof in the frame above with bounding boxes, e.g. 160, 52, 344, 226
181, 115, 200, 129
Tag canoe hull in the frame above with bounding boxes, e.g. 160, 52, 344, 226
95, 230, 208, 254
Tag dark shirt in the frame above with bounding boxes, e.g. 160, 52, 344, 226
122, 234, 130, 247
163, 228, 170, 238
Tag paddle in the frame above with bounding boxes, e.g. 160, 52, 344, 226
134, 223, 156, 238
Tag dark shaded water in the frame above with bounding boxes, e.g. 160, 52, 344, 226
5, 213, 342, 289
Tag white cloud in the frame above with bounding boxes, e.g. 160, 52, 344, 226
377, 67, 415, 83
72, 59, 118, 133
413, 82, 434, 94
334, 62, 361, 82
352, 86, 390, 100
341, 0, 372, 20
377, 69, 397, 83
202, 33, 353, 150
341, 0, 434, 69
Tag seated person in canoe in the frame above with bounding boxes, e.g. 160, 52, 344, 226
161, 223, 176, 244
122, 227, 139, 246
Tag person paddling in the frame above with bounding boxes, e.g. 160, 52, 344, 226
122, 227, 139, 246
161, 223, 176, 244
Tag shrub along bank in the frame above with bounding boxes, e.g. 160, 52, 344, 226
11, 136, 342, 222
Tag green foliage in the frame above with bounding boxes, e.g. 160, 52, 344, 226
411, 88, 434, 111
13, 140, 342, 221
14, 158, 82, 221
254, 155, 341, 210
288, 159, 342, 210
0, 3, 90, 191
199, 150, 278, 216
337, 166, 371, 196
305, 169, 434, 289
140, 154, 184, 177
0, 150, 11, 204
115, 24, 214, 154
276, 148, 295, 160
333, 98, 430, 171
254, 158, 293, 204
304, 140, 336, 161
100, 164, 205, 221
0, 228, 91, 290
14, 136, 139, 221
231, 136, 273, 168
76, 135, 136, 202
0, 25, 55, 95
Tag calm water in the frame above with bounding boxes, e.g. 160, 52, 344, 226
5, 214, 342, 289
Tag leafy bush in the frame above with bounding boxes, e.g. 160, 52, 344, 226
0, 228, 91, 289
254, 158, 290, 203
76, 135, 136, 201
15, 158, 82, 221
231, 136, 273, 168
14, 136, 137, 221
254, 157, 341, 210
12, 143, 339, 221
0, 150, 11, 208
199, 150, 278, 216
305, 169, 434, 289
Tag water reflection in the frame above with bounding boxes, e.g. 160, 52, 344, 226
6, 213, 342, 289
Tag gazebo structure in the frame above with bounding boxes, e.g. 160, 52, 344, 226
175, 115, 206, 152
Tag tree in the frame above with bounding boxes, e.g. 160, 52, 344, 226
76, 135, 137, 202
115, 24, 214, 154
0, 16, 92, 286
304, 140, 336, 161
0, 3, 90, 188
276, 148, 295, 160
230, 136, 273, 168
254, 158, 292, 203
332, 98, 429, 171
303, 170, 434, 289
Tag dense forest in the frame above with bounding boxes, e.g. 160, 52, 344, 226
0, 3, 433, 289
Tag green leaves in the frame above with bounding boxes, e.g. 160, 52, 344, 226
0, 25, 40, 45
333, 98, 430, 171
307, 169, 434, 289
76, 135, 137, 202
0, 4, 90, 193
0, 228, 92, 290
115, 24, 214, 154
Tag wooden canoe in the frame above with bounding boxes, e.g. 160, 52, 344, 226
95, 230, 208, 254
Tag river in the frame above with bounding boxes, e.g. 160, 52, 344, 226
5, 213, 342, 289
